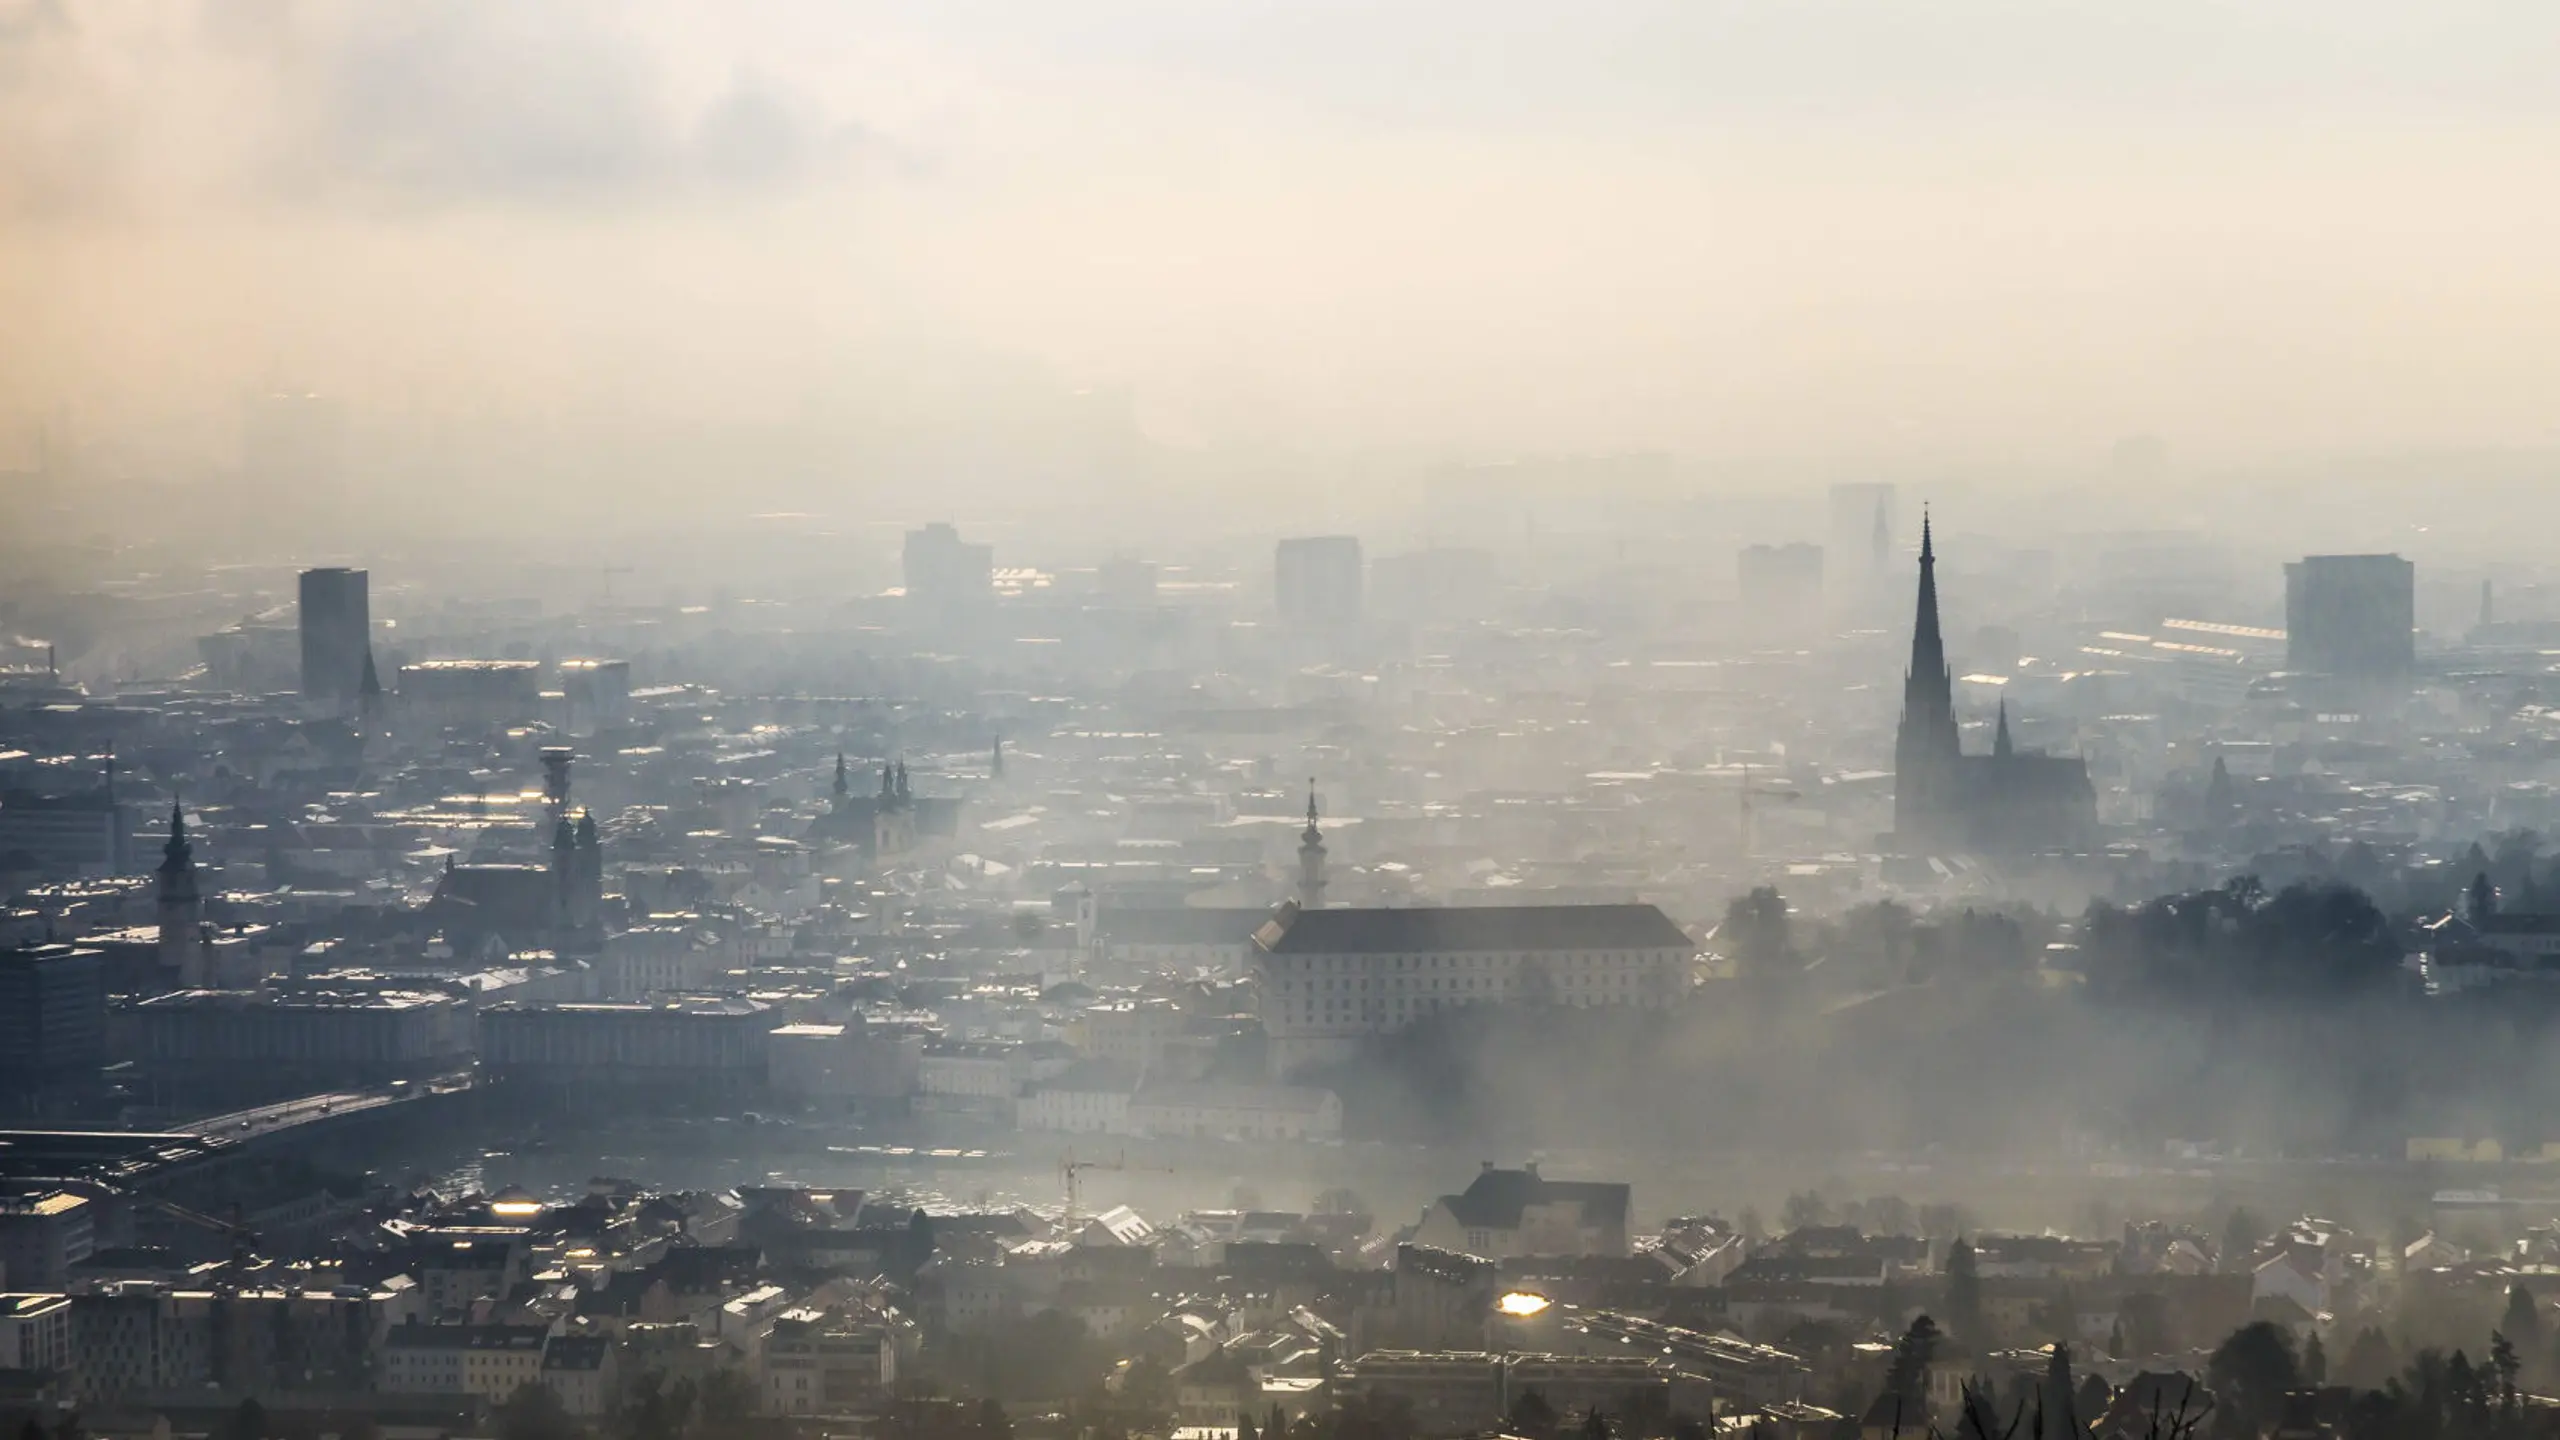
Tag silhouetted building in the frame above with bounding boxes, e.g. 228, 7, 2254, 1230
480, 998, 773, 1099
1827, 483, 1896, 600
875, 762, 918, 860
0, 943, 106, 1096
1297, 782, 1328, 910
903, 523, 994, 622
804, 758, 963, 861
154, 801, 212, 988
424, 816, 604, 952
297, 566, 370, 704
1276, 535, 1364, 628
1252, 903, 1693, 1072
112, 988, 472, 1101
1097, 556, 1159, 606
398, 659, 541, 730
559, 659, 632, 732
1414, 1161, 1633, 1259
1738, 543, 1825, 625
1892, 517, 2097, 855
2285, 553, 2416, 680
0, 784, 128, 878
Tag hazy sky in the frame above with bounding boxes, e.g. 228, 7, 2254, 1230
5, 0, 2559, 476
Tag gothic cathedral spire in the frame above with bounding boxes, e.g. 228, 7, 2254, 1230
1893, 508, 1961, 842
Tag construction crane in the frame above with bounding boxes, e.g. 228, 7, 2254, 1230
126, 1191, 259, 1284
121, 1193, 263, 1391
1060, 1150, 1171, 1222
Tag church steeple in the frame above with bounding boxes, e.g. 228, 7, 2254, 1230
1297, 779, 1328, 910
1894, 508, 1962, 844
833, 751, 850, 804
1994, 697, 2014, 759
157, 795, 206, 984
1910, 510, 1946, 685
158, 798, 195, 890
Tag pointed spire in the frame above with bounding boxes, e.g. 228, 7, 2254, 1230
1298, 778, 1328, 909
1903, 507, 1951, 701
1894, 509, 1961, 843
158, 793, 196, 890
1994, 698, 2014, 759
833, 751, 849, 801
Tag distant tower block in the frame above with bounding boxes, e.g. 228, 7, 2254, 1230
297, 566, 370, 705
540, 747, 574, 819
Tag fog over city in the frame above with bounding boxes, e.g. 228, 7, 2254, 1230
12, 7, 2560, 1440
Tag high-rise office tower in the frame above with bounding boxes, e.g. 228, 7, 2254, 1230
298, 567, 370, 704
2285, 554, 2416, 679
1275, 536, 1364, 628
902, 523, 995, 624
0, 943, 106, 1087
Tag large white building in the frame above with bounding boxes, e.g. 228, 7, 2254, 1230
380, 1323, 552, 1401
1130, 1083, 1341, 1142
479, 998, 771, 1098
0, 1294, 71, 1376
761, 1310, 895, 1415
1251, 903, 1695, 1072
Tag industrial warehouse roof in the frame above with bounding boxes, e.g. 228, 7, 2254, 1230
1253, 903, 1689, 956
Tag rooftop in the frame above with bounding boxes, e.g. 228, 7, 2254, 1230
1256, 903, 1691, 956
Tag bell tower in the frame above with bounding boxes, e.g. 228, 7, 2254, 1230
1297, 779, 1328, 910
156, 798, 209, 986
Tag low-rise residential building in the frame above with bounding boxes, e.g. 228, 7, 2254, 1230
761, 1310, 895, 1415
542, 1333, 620, 1416
1413, 1164, 1632, 1260
380, 1322, 554, 1401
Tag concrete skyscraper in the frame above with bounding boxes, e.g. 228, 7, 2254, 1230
297, 567, 370, 704
1275, 536, 1364, 628
2285, 554, 2416, 680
